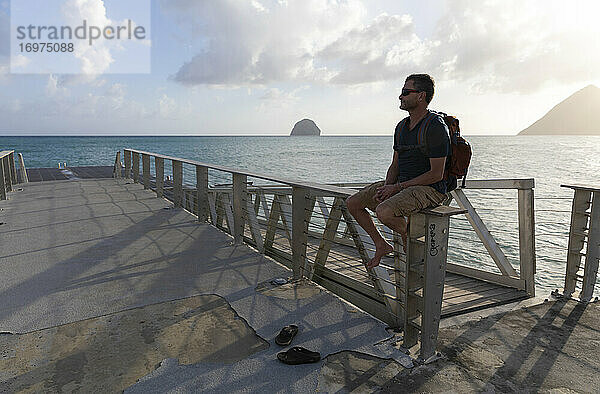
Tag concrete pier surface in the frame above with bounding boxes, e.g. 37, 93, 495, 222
1, 178, 599, 392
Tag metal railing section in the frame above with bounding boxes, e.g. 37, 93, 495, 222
0, 150, 18, 200
119, 149, 534, 362
556, 184, 600, 302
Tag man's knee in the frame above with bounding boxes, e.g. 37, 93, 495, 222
346, 194, 362, 213
376, 204, 395, 223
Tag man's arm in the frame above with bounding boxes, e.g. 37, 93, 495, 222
384, 151, 399, 185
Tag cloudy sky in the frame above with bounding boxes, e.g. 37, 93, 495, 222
1, 0, 599, 135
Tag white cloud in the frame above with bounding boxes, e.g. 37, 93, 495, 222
432, 0, 600, 93
164, 0, 600, 94
61, 0, 115, 75
11, 54, 31, 70
159, 94, 177, 118
164, 0, 365, 86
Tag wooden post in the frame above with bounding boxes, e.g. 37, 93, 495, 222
0, 157, 6, 200
518, 188, 536, 297
155, 157, 164, 198
420, 214, 451, 361
232, 173, 247, 244
564, 189, 591, 295
132, 152, 140, 183
8, 153, 17, 185
142, 154, 150, 189
403, 212, 425, 349
292, 186, 310, 280
113, 151, 121, 178
196, 165, 209, 222
3, 157, 12, 192
393, 232, 405, 328
124, 150, 132, 179
172, 160, 183, 207
17, 153, 28, 183
581, 191, 600, 302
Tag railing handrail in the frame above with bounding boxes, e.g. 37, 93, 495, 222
125, 149, 534, 194
125, 148, 353, 197
561, 184, 600, 193
0, 150, 15, 160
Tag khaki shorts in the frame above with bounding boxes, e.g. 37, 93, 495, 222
352, 180, 447, 217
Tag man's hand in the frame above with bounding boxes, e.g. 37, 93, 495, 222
374, 184, 401, 203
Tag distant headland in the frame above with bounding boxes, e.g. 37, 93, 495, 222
291, 119, 321, 136
518, 85, 600, 135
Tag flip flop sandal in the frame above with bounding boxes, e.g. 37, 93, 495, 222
277, 346, 321, 365
275, 324, 298, 346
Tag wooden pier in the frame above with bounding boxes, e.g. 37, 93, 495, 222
117, 148, 540, 360
5, 148, 596, 362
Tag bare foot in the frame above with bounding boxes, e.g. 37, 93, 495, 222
367, 241, 394, 269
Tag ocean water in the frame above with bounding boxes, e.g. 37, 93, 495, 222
1, 135, 599, 297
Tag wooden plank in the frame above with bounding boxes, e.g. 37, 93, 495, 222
441, 288, 528, 317
0, 157, 6, 200
443, 281, 504, 300
292, 186, 311, 279
312, 275, 394, 326
279, 195, 293, 242
446, 263, 525, 289
561, 184, 600, 193
404, 212, 425, 348
172, 160, 183, 207
223, 192, 235, 236
260, 191, 270, 219
518, 188, 536, 296
316, 196, 330, 220
311, 197, 344, 280
208, 191, 218, 225
196, 165, 209, 222
17, 153, 28, 183
462, 179, 535, 189
233, 173, 247, 244
124, 150, 132, 179
155, 157, 164, 198
8, 153, 17, 184
264, 197, 282, 249
245, 192, 264, 253
452, 188, 517, 276
442, 286, 522, 306
113, 151, 121, 179
252, 191, 261, 216
564, 189, 591, 295
581, 191, 600, 302
142, 154, 150, 189
132, 152, 140, 183
319, 266, 382, 301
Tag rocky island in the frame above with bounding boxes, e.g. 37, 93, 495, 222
291, 119, 321, 136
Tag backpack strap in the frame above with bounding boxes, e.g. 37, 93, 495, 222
416, 111, 438, 147
394, 117, 410, 151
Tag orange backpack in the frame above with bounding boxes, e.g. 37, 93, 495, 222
439, 113, 472, 191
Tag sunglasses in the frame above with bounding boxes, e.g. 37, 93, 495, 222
400, 89, 422, 97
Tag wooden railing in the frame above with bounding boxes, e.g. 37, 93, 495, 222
0, 150, 17, 200
558, 184, 600, 302
120, 149, 535, 362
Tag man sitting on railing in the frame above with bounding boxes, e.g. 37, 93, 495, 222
346, 74, 450, 268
